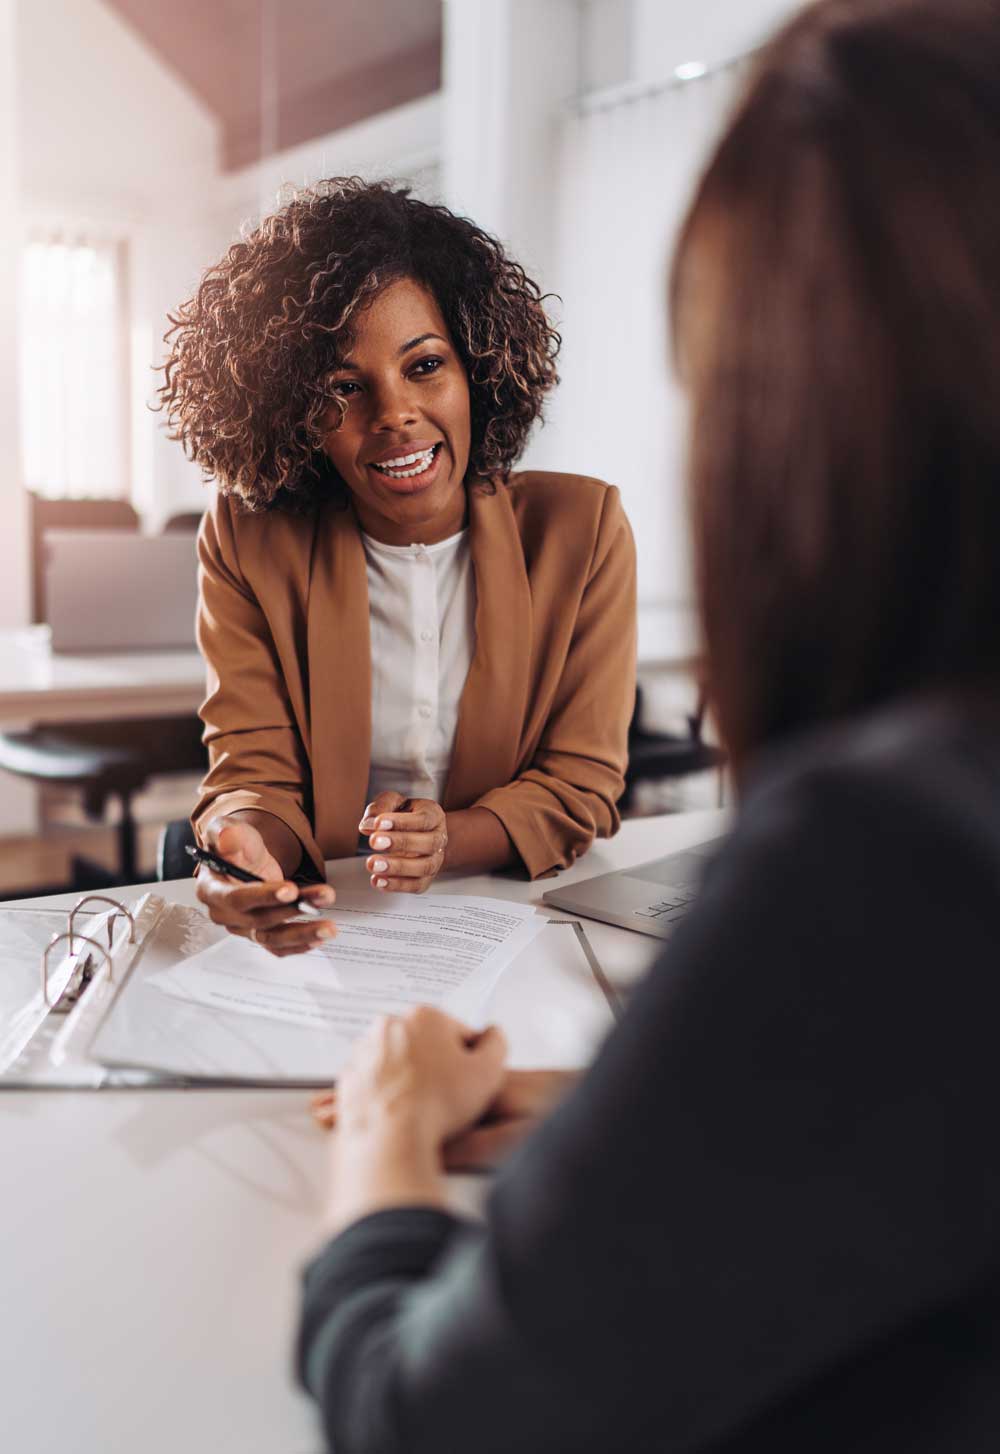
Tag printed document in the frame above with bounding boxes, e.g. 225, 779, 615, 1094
147, 892, 546, 1040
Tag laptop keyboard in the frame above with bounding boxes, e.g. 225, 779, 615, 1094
634, 885, 699, 923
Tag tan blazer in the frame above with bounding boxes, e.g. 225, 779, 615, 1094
193, 472, 636, 879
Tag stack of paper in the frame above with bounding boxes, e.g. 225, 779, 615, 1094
147, 892, 547, 1055
4, 892, 615, 1087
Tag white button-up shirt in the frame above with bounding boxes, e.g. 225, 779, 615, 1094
363, 528, 477, 806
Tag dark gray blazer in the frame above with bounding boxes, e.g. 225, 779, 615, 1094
297, 695, 1000, 1453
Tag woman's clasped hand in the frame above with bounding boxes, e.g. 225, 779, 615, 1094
320, 1008, 507, 1235
312, 1050, 576, 1172
315, 1006, 577, 1234
360, 791, 450, 894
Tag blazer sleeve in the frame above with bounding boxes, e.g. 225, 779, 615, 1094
191, 497, 324, 876
473, 486, 637, 878
296, 759, 1000, 1454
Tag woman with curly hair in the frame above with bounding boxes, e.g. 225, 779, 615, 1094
161, 179, 636, 953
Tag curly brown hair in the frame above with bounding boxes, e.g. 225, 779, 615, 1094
158, 178, 561, 511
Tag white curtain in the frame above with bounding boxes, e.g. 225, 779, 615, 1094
19, 232, 128, 499
540, 67, 743, 606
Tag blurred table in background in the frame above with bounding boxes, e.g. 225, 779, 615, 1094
0, 626, 205, 728
0, 628, 205, 844
0, 612, 700, 843
0, 609, 695, 725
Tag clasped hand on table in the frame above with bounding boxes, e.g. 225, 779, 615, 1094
312, 1007, 578, 1226
359, 789, 449, 894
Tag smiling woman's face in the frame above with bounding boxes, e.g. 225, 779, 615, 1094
319, 277, 472, 545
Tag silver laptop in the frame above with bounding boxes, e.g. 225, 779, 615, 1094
45, 530, 199, 652
542, 835, 724, 939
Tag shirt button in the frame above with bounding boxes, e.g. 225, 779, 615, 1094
420, 629, 434, 643
418, 704, 432, 719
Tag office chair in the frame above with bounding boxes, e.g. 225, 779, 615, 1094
621, 683, 725, 813
161, 511, 204, 533
157, 817, 198, 882
0, 716, 206, 886
0, 494, 207, 889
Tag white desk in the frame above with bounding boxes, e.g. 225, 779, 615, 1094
0, 809, 725, 1454
0, 626, 205, 728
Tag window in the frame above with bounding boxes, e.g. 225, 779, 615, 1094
19, 231, 129, 499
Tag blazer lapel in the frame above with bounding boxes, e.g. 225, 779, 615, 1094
444, 485, 532, 810
307, 502, 371, 857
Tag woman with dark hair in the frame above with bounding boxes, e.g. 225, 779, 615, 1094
161, 181, 636, 952
298, 1, 1000, 1449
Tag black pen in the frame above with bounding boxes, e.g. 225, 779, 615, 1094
185, 844, 324, 918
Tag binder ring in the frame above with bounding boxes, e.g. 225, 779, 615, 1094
42, 932, 113, 1009
68, 895, 135, 953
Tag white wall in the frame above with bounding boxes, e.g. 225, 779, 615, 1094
582, 0, 802, 92
217, 93, 443, 246
16, 0, 222, 526
631, 0, 801, 79
534, 0, 806, 607
580, 0, 632, 93
0, 0, 28, 631
442, 0, 579, 292
0, 0, 35, 829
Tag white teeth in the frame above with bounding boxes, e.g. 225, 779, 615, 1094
373, 446, 437, 478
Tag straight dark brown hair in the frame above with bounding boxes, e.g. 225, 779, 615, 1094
672, 0, 1000, 776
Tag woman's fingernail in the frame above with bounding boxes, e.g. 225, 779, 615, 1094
314, 924, 333, 941
371, 858, 388, 873
375, 878, 388, 889
276, 885, 297, 902
372, 835, 390, 850
359, 818, 373, 831
378, 819, 393, 830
